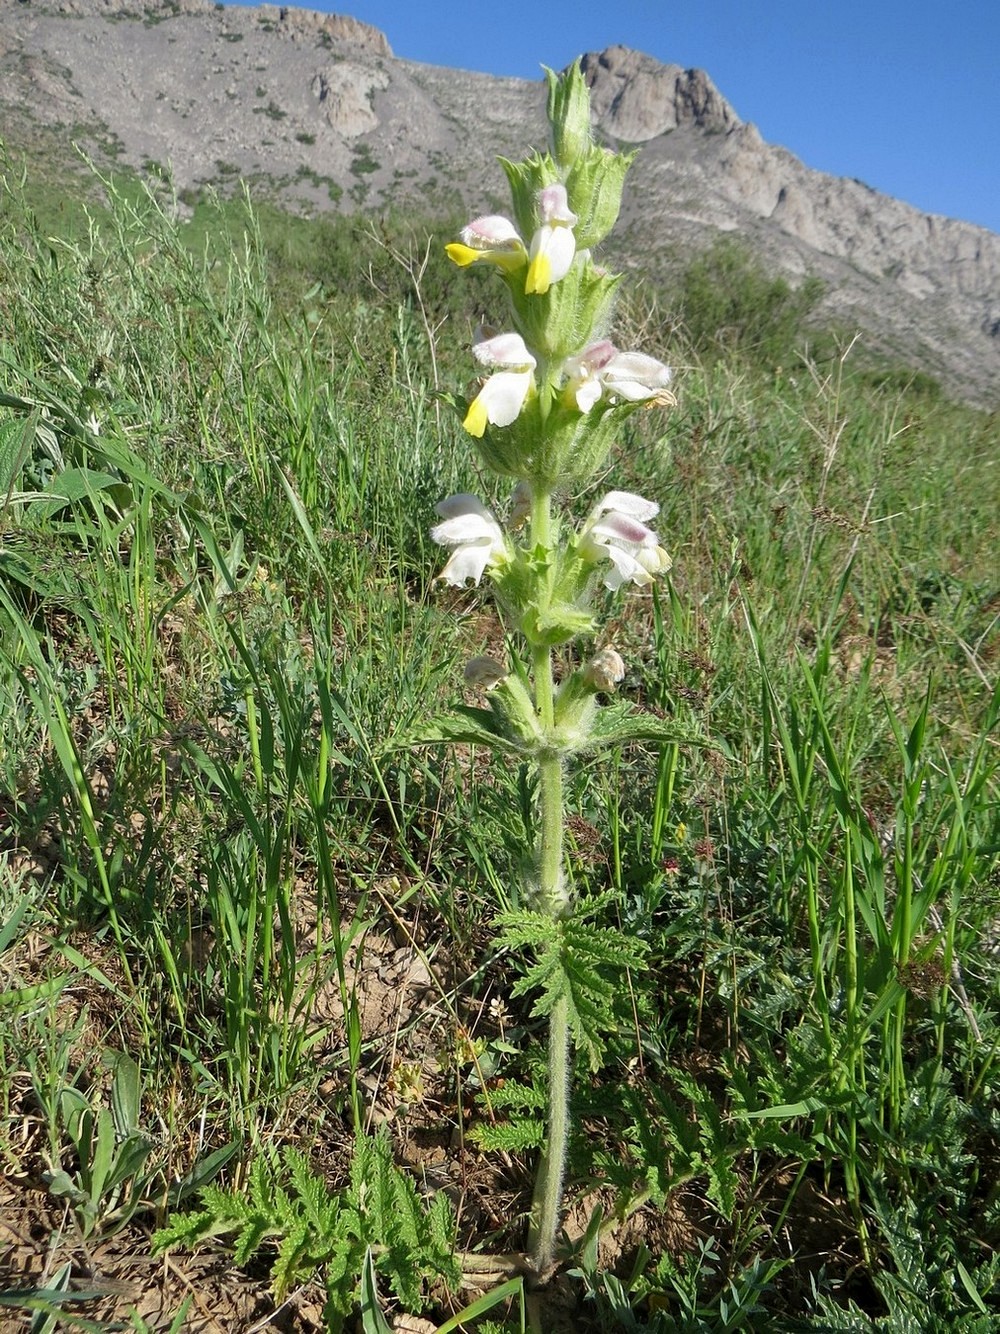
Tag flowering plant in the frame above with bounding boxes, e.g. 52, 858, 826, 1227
425, 61, 694, 1279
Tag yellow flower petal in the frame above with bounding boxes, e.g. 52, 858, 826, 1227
445, 242, 480, 268
462, 395, 489, 438
525, 252, 552, 295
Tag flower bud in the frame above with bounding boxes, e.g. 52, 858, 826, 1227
583, 647, 626, 693
463, 657, 508, 690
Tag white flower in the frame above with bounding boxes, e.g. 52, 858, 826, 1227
564, 341, 674, 412
430, 495, 508, 586
579, 491, 672, 591
525, 184, 578, 295
463, 331, 537, 438
445, 215, 526, 272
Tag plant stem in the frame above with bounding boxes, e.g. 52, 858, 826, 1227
528, 991, 570, 1274
525, 479, 573, 1274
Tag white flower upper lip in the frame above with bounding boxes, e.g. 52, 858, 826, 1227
472, 331, 536, 372
462, 216, 522, 249
579, 491, 672, 590
431, 495, 508, 587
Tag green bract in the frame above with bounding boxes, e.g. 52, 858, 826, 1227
545, 61, 593, 171
507, 255, 620, 367
567, 147, 635, 250
499, 154, 561, 243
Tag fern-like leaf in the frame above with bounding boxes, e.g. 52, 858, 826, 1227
497, 908, 649, 1069
154, 1130, 458, 1326
469, 1119, 546, 1152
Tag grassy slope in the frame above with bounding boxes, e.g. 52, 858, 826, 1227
0, 150, 998, 1330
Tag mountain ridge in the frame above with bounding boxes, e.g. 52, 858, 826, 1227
2, 0, 998, 405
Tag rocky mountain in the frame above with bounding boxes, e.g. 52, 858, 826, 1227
2, 0, 998, 405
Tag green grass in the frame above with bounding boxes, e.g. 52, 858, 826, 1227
0, 152, 997, 1331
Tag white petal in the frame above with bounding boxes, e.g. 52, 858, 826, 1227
472, 331, 536, 371
530, 224, 576, 285
568, 341, 617, 382
538, 183, 577, 226
435, 493, 495, 522
462, 215, 522, 249
479, 370, 533, 427
604, 378, 658, 403
605, 352, 672, 389
600, 544, 650, 590
430, 512, 499, 548
591, 491, 660, 523
574, 378, 603, 412
437, 540, 495, 587
590, 512, 655, 547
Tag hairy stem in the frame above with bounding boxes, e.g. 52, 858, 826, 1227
525, 479, 572, 1274
528, 991, 570, 1274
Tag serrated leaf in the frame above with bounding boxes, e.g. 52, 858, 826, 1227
234, 1216, 273, 1267
580, 701, 710, 753
498, 910, 648, 1069
405, 688, 546, 755
404, 705, 528, 754
705, 1155, 739, 1220
469, 1119, 545, 1152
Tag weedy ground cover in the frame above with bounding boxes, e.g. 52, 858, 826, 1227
0, 97, 997, 1334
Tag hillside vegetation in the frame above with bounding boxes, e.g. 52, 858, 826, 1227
1, 150, 998, 1330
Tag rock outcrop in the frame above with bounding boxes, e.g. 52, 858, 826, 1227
581, 45, 740, 139
1, 0, 997, 404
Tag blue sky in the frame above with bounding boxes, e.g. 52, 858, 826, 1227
233, 0, 999, 234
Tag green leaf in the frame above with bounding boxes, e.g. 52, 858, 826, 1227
404, 705, 533, 755
0, 410, 37, 497
497, 908, 649, 1069
579, 701, 711, 754
166, 1140, 240, 1206
434, 1278, 525, 1333
741, 1096, 831, 1119
359, 1249, 393, 1334
469, 1119, 545, 1152
0, 978, 67, 1009
107, 1050, 142, 1135
955, 1259, 989, 1314
31, 466, 124, 518
88, 1108, 117, 1204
